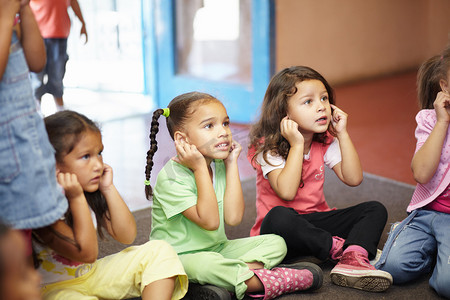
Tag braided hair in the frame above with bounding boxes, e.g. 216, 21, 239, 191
145, 92, 218, 199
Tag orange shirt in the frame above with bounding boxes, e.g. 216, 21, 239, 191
30, 0, 71, 38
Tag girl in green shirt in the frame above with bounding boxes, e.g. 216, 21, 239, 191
145, 92, 323, 300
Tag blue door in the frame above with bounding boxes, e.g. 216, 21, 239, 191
151, 0, 273, 123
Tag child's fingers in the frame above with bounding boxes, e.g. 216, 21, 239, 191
233, 140, 242, 150
280, 116, 291, 129
434, 92, 450, 108
57, 173, 79, 189
175, 140, 200, 163
332, 106, 348, 121
229, 140, 242, 155
331, 105, 345, 115
56, 172, 65, 185
101, 163, 112, 177
175, 140, 186, 156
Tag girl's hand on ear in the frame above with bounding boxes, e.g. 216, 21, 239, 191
434, 91, 450, 124
99, 164, 114, 192
174, 139, 207, 171
225, 140, 242, 165
330, 104, 348, 134
57, 172, 83, 200
280, 116, 303, 146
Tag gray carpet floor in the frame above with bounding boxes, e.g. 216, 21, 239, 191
98, 170, 444, 299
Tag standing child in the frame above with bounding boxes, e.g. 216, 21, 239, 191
248, 66, 392, 292
0, 0, 67, 249
145, 92, 323, 300
0, 220, 42, 300
376, 44, 450, 298
34, 110, 188, 300
30, 0, 88, 111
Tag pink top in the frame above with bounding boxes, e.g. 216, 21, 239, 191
423, 185, 450, 213
248, 134, 340, 236
408, 110, 450, 212
30, 0, 71, 38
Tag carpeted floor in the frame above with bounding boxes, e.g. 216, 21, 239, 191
98, 170, 444, 299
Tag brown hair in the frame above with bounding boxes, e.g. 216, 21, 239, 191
44, 110, 108, 239
144, 92, 219, 199
417, 42, 450, 109
249, 66, 336, 167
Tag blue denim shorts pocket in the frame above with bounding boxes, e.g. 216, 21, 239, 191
0, 122, 21, 183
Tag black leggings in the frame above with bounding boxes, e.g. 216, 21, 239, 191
260, 201, 387, 262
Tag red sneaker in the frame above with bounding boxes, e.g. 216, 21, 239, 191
330, 251, 392, 292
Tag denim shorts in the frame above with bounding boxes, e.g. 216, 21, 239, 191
31, 38, 68, 99
0, 31, 68, 229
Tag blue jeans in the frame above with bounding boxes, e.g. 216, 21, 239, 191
376, 209, 450, 298
0, 31, 67, 229
31, 38, 68, 99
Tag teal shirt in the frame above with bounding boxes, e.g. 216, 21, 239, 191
150, 159, 228, 254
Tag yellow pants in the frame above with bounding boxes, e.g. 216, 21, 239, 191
42, 240, 188, 300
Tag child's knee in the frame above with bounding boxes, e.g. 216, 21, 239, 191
367, 201, 388, 219
180, 252, 223, 274
269, 234, 287, 254
141, 240, 178, 260
381, 256, 429, 284
261, 207, 298, 234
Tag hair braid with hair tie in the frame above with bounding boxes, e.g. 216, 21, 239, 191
145, 108, 164, 199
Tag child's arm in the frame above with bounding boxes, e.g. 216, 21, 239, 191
70, 0, 87, 43
34, 173, 98, 263
175, 140, 220, 231
18, 2, 46, 72
267, 116, 305, 201
223, 140, 244, 226
99, 164, 136, 244
0, 0, 20, 81
411, 91, 450, 184
330, 104, 363, 186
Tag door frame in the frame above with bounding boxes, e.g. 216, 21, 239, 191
149, 0, 274, 123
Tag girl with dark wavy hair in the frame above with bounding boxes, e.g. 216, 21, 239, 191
248, 66, 392, 292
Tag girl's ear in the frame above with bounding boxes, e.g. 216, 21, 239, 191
174, 131, 188, 144
440, 78, 449, 93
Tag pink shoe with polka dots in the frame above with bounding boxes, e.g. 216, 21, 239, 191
249, 262, 323, 299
